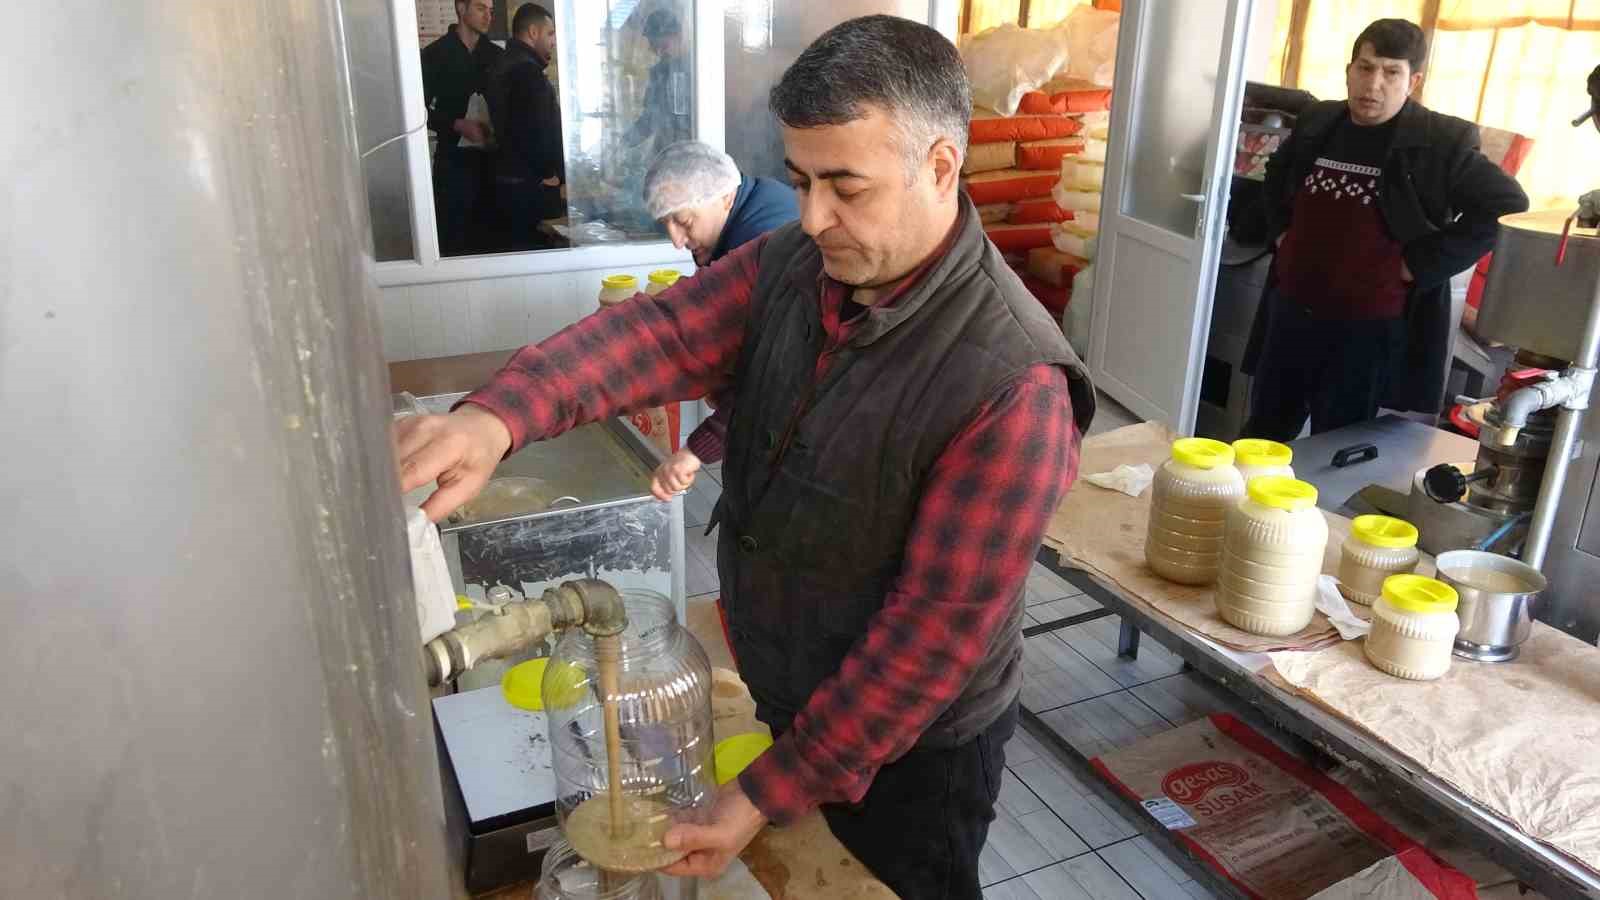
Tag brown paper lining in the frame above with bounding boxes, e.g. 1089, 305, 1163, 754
1270, 631, 1600, 875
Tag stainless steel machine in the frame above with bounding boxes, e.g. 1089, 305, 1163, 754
1415, 210, 1600, 642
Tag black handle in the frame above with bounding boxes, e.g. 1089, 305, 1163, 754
1331, 443, 1379, 469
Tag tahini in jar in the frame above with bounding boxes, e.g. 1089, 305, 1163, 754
1145, 438, 1246, 585
645, 269, 682, 296
1337, 515, 1420, 606
1365, 574, 1460, 681
1232, 438, 1294, 483
598, 274, 640, 308
1215, 476, 1327, 636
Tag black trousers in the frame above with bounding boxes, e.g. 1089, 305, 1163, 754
432, 147, 490, 256
1243, 287, 1407, 442
818, 702, 1016, 900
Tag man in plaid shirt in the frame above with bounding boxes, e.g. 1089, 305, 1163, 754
397, 16, 1094, 898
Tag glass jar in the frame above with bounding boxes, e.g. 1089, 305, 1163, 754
599, 274, 640, 308
546, 590, 714, 874
1146, 438, 1246, 585
1215, 476, 1327, 636
1337, 515, 1421, 606
645, 270, 682, 296
538, 839, 661, 900
1232, 438, 1295, 484
1366, 574, 1460, 681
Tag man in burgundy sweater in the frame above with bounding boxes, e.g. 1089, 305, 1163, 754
1242, 19, 1527, 439
396, 16, 1094, 898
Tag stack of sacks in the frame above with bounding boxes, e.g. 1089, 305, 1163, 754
963, 77, 1113, 263
1051, 211, 1100, 260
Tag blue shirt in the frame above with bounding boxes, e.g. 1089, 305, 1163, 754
711, 175, 800, 262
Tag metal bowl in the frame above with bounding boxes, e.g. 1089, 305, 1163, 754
1434, 550, 1548, 662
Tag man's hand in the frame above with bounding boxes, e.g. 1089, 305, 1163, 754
1401, 259, 1415, 283
650, 449, 702, 502
393, 405, 513, 522
454, 118, 490, 144
659, 780, 768, 879
541, 176, 562, 187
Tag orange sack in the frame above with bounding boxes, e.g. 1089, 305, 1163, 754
1009, 199, 1073, 225
964, 168, 1059, 205
1018, 137, 1087, 171
970, 107, 1085, 144
984, 223, 1056, 254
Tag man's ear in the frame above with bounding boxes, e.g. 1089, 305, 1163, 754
1408, 71, 1425, 97
722, 190, 737, 211
928, 136, 962, 198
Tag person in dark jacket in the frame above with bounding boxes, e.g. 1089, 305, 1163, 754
487, 3, 565, 250
421, 0, 503, 256
1241, 19, 1528, 440
639, 141, 800, 503
624, 10, 692, 156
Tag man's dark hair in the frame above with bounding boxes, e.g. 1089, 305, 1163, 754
1589, 63, 1600, 101
770, 16, 971, 176
1351, 19, 1428, 73
512, 2, 551, 34
643, 10, 681, 39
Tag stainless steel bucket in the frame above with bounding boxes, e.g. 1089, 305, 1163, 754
1434, 550, 1548, 662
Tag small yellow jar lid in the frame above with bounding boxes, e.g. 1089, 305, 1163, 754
601, 274, 639, 291
1382, 574, 1459, 614
1246, 475, 1318, 511
1352, 515, 1419, 550
648, 269, 682, 287
1233, 438, 1293, 469
1171, 437, 1234, 470
714, 733, 774, 785
500, 658, 590, 711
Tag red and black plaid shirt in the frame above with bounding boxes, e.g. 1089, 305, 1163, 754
462, 233, 1080, 825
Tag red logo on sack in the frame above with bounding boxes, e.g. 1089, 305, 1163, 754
1162, 762, 1251, 804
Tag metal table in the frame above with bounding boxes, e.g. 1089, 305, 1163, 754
1023, 418, 1600, 898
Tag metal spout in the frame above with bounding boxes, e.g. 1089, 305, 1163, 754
423, 578, 628, 685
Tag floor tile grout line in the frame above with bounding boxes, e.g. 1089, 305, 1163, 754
1003, 760, 1102, 856
1092, 846, 1159, 900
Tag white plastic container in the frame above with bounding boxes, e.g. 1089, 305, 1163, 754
1365, 575, 1460, 681
1337, 515, 1421, 606
645, 269, 681, 296
1215, 476, 1327, 636
598, 274, 639, 308
1145, 438, 1246, 585
1232, 438, 1295, 484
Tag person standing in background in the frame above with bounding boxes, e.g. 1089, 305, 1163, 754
488, 3, 565, 250
638, 141, 800, 501
625, 11, 692, 156
1242, 19, 1527, 440
422, 0, 503, 255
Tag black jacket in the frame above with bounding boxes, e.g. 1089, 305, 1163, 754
420, 26, 502, 151
1243, 99, 1529, 413
487, 39, 563, 183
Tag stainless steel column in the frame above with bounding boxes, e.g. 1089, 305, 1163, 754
0, 1, 452, 897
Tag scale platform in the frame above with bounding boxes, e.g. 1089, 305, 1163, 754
434, 685, 561, 894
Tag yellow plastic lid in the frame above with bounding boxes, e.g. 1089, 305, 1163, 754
500, 658, 590, 711
714, 732, 774, 785
1246, 475, 1318, 511
1382, 574, 1459, 615
1171, 437, 1235, 470
648, 269, 682, 287
1352, 515, 1419, 550
1233, 439, 1293, 469
601, 274, 639, 291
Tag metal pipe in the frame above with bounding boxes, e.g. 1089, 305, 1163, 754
424, 579, 627, 685
1523, 267, 1600, 568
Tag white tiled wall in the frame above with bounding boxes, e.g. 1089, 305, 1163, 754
377, 263, 697, 363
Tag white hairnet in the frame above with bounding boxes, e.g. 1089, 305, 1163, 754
643, 141, 742, 220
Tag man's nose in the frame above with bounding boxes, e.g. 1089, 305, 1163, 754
798, 190, 836, 238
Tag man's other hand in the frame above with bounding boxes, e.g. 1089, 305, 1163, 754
394, 405, 512, 521
454, 118, 490, 144
659, 780, 768, 879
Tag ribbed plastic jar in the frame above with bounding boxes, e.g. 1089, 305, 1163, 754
644, 269, 682, 296
1365, 575, 1460, 681
1232, 438, 1295, 484
546, 590, 714, 874
598, 274, 639, 307
1215, 476, 1328, 636
1145, 438, 1246, 585
538, 839, 661, 900
1337, 515, 1421, 606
